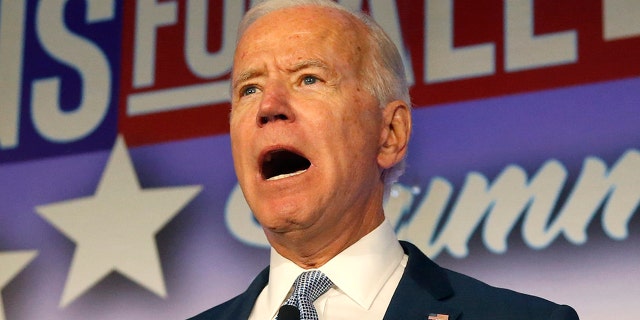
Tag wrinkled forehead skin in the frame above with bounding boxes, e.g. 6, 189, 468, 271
231, 5, 373, 92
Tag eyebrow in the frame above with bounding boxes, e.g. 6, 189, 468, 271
232, 59, 331, 90
288, 59, 329, 73
232, 69, 262, 90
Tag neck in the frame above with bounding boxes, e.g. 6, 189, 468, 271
267, 210, 385, 269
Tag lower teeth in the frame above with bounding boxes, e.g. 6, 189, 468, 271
267, 169, 307, 181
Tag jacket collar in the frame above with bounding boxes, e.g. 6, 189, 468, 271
231, 241, 462, 320
227, 267, 270, 319
383, 241, 462, 320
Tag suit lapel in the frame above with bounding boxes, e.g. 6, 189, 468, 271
222, 267, 270, 320
383, 241, 462, 320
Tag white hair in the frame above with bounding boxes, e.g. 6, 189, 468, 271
236, 0, 412, 196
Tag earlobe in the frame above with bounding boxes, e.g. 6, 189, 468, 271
378, 100, 411, 169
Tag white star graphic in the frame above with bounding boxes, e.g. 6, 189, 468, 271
36, 136, 202, 307
0, 250, 37, 320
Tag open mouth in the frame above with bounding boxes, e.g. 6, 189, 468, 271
261, 149, 311, 180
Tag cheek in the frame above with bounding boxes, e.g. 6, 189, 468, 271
230, 109, 254, 143
229, 139, 245, 177
346, 105, 382, 143
229, 108, 244, 130
229, 124, 252, 167
331, 118, 381, 175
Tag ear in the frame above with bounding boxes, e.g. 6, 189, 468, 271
377, 100, 411, 169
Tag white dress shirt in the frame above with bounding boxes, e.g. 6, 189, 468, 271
248, 219, 408, 320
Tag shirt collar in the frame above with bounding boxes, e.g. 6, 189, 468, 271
266, 219, 403, 315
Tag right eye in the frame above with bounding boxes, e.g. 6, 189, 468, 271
241, 85, 259, 96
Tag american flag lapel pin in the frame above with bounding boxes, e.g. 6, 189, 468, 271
427, 313, 449, 320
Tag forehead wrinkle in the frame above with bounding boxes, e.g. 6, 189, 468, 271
232, 6, 370, 89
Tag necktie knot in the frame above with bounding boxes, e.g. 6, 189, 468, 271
279, 270, 333, 320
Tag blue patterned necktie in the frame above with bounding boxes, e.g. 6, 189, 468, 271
277, 270, 333, 320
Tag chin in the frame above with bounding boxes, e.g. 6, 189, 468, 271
255, 202, 300, 226
260, 204, 320, 233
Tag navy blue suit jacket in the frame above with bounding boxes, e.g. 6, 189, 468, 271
189, 241, 579, 319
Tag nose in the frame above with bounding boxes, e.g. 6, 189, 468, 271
256, 82, 295, 127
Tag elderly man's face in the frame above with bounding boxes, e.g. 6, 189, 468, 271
230, 6, 394, 244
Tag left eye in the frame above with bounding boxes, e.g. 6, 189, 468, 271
302, 75, 318, 85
